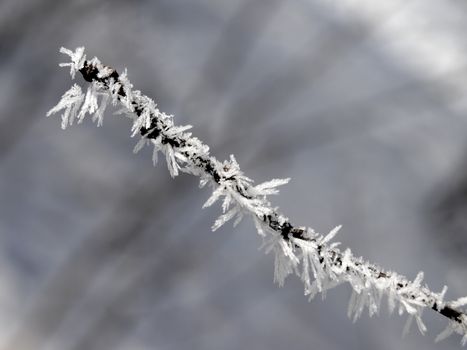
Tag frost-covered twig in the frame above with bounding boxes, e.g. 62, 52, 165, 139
47, 47, 467, 345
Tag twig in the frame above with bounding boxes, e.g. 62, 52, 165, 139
47, 47, 467, 345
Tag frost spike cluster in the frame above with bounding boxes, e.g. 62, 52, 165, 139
47, 47, 467, 345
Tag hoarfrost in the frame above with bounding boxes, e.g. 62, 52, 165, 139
46, 84, 84, 129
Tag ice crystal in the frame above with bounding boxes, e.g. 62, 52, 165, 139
46, 84, 84, 129
58, 47, 85, 79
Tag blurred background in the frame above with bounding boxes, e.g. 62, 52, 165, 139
0, 0, 467, 349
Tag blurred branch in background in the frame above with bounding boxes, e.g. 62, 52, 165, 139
427, 158, 467, 261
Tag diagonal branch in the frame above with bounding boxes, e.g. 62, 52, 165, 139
47, 47, 467, 345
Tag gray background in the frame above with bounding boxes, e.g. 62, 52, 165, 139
0, 0, 466, 349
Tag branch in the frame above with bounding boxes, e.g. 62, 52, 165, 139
47, 47, 467, 345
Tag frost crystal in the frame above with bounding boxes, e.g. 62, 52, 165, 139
46, 84, 84, 129
58, 47, 85, 79
47, 47, 467, 345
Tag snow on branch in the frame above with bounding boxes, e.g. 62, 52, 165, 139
47, 47, 467, 345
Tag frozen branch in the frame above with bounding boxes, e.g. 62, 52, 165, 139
47, 47, 467, 345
